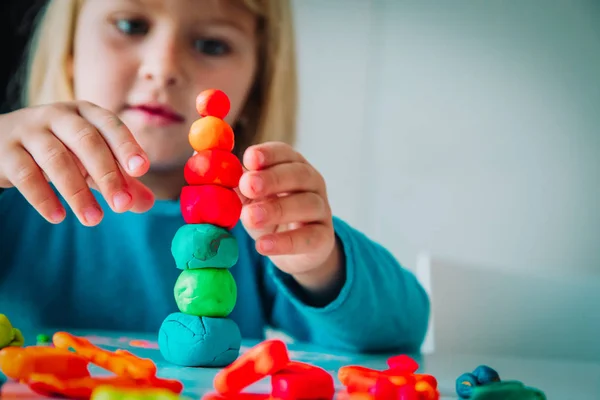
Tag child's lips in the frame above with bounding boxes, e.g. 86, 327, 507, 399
127, 103, 185, 125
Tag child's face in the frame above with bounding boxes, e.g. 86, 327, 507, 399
70, 0, 258, 171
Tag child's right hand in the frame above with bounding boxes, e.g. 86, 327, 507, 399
0, 101, 155, 226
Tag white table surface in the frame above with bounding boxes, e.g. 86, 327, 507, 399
1, 330, 598, 399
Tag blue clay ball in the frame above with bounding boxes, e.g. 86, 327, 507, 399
472, 365, 501, 385
456, 372, 478, 399
158, 312, 241, 367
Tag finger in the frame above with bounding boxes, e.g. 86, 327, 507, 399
2, 144, 66, 223
241, 192, 327, 230
243, 142, 305, 171
23, 130, 103, 226
122, 175, 155, 213
255, 223, 331, 256
49, 113, 133, 213
77, 101, 149, 177
239, 162, 324, 200
234, 186, 252, 205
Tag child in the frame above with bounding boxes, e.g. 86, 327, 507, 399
0, 0, 429, 353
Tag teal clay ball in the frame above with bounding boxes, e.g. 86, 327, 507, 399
171, 224, 238, 270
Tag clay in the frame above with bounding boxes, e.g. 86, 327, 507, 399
456, 372, 478, 399
171, 224, 239, 270
158, 313, 241, 367
91, 386, 182, 400
184, 150, 243, 188
213, 339, 290, 395
173, 269, 237, 317
180, 185, 242, 230
196, 89, 230, 119
0, 314, 24, 348
271, 361, 335, 400
472, 365, 501, 385
188, 117, 234, 153
0, 346, 90, 381
470, 382, 546, 400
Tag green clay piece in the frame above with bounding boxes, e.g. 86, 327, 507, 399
0, 314, 24, 348
471, 381, 546, 400
11, 329, 24, 347
37, 333, 51, 344
174, 269, 237, 317
171, 224, 239, 270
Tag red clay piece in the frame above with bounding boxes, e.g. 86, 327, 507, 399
180, 185, 242, 229
196, 89, 231, 119
184, 149, 243, 188
271, 361, 335, 399
213, 339, 290, 395
386, 355, 419, 374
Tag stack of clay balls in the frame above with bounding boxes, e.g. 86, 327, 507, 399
158, 89, 244, 368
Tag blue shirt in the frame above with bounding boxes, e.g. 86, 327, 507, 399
0, 187, 429, 353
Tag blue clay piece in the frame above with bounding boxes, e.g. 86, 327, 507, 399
158, 312, 241, 367
472, 365, 501, 385
171, 224, 238, 270
456, 372, 478, 399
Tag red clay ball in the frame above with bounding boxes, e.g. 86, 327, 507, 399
184, 150, 243, 188
180, 185, 242, 230
196, 89, 230, 119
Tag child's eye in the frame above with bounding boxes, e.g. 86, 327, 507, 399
115, 18, 149, 35
193, 39, 231, 56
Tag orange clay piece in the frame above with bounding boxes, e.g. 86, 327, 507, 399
336, 391, 374, 400
415, 380, 439, 400
27, 373, 183, 399
0, 345, 90, 382
413, 374, 438, 390
188, 116, 234, 153
213, 339, 290, 396
196, 89, 231, 119
52, 332, 157, 379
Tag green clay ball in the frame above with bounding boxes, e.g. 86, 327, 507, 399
171, 224, 239, 270
174, 269, 237, 317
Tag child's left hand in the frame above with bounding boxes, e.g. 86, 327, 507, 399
238, 142, 343, 294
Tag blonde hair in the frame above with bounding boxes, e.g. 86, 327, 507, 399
22, 0, 297, 154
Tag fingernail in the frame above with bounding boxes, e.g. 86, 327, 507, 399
256, 150, 265, 166
252, 205, 266, 223
251, 176, 264, 194
50, 208, 65, 223
128, 155, 145, 172
261, 239, 274, 252
113, 191, 132, 211
83, 205, 102, 225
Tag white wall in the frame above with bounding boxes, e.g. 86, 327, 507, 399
293, 0, 600, 277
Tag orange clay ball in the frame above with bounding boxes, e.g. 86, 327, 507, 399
188, 116, 234, 153
196, 89, 230, 119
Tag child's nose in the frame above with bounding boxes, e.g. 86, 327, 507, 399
138, 41, 185, 87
